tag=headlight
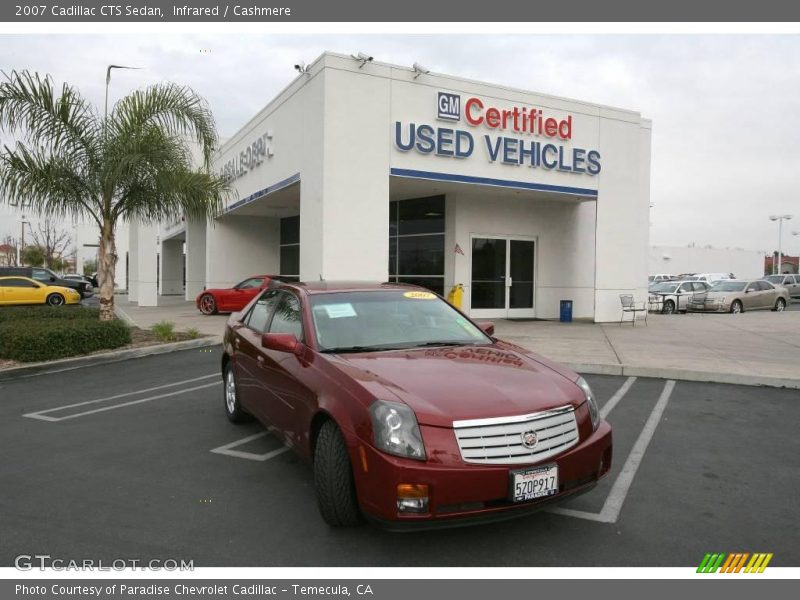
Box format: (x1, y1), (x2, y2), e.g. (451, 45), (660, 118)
(369, 400), (426, 460)
(576, 376), (599, 431)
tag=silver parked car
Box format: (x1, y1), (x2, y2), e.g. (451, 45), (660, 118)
(649, 280), (711, 314)
(763, 274), (800, 299)
(688, 279), (790, 314)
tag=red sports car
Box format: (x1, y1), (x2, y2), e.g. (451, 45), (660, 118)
(221, 281), (612, 529)
(196, 275), (286, 315)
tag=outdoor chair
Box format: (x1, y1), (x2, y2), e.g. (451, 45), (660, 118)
(619, 294), (648, 326)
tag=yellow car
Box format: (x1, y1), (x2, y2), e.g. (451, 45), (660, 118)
(0, 276), (82, 306)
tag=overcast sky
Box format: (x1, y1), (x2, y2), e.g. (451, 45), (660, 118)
(1, 34), (799, 256)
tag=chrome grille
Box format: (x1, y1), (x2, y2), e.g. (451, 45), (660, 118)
(452, 406), (579, 465)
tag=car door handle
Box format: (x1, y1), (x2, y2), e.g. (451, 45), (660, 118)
(257, 355), (265, 365)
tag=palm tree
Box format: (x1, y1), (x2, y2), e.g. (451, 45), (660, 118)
(0, 70), (228, 320)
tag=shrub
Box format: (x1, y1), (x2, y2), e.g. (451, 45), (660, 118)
(0, 305), (99, 323)
(151, 321), (176, 342)
(0, 319), (131, 362)
(185, 327), (200, 339)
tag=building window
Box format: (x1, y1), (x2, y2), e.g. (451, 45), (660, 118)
(388, 196), (445, 296)
(280, 215), (300, 282)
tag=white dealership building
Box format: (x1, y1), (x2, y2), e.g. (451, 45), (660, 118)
(128, 52), (652, 322)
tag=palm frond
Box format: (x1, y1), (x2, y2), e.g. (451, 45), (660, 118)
(115, 166), (227, 224)
(107, 82), (219, 169)
(0, 143), (102, 227)
(0, 70), (101, 165)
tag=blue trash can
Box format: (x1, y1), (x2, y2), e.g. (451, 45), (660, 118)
(559, 300), (573, 323)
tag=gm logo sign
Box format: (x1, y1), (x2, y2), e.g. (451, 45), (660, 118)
(438, 92), (460, 121)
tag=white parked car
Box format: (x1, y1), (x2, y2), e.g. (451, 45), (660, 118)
(648, 273), (676, 283)
(649, 280), (712, 314)
(693, 272), (733, 284)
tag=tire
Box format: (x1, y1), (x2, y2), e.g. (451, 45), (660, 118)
(731, 300), (743, 314)
(774, 298), (786, 312)
(223, 362), (252, 423)
(199, 294), (218, 315)
(46, 293), (65, 306)
(313, 420), (361, 527)
(663, 300), (675, 315)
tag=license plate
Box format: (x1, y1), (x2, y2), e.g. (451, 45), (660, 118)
(510, 464), (559, 502)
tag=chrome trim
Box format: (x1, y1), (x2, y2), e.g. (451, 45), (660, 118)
(452, 405), (575, 429)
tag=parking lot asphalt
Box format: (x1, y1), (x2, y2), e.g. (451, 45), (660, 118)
(1, 347), (798, 567)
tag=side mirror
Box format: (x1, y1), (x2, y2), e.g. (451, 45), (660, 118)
(50, 276), (56, 282)
(744, 289), (751, 293)
(478, 322), (495, 336)
(262, 332), (303, 356)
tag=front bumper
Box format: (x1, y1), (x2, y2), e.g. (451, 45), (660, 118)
(687, 298), (729, 312)
(346, 420), (612, 528)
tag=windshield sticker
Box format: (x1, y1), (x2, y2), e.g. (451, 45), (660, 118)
(324, 303), (357, 319)
(403, 291), (436, 299)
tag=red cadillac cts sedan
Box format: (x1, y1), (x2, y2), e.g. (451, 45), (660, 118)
(221, 282), (612, 529)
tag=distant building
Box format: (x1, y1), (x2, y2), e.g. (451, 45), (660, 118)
(764, 254), (799, 275)
(649, 245), (764, 279)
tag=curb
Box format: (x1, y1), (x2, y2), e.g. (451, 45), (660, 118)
(0, 336), (222, 381)
(561, 361), (800, 390)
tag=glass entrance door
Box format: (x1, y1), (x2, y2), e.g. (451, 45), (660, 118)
(470, 236), (535, 318)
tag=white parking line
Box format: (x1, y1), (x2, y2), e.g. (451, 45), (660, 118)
(210, 432), (291, 462)
(23, 374), (220, 422)
(549, 379), (676, 523)
(600, 376), (637, 420)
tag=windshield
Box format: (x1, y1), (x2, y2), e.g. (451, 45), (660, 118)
(711, 281), (746, 292)
(309, 290), (492, 352)
(765, 275), (784, 284)
(650, 283), (679, 293)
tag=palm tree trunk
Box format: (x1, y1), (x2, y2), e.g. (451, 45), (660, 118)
(98, 218), (117, 321)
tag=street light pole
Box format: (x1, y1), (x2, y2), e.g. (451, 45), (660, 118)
(18, 216), (29, 266)
(793, 231), (800, 274)
(769, 214), (793, 274)
(104, 65), (140, 125)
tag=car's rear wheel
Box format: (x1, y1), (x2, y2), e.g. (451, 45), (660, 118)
(223, 363), (252, 423)
(199, 294), (218, 315)
(774, 298), (786, 312)
(313, 420), (361, 527)
(731, 300), (743, 314)
(46, 293), (65, 306)
(663, 299), (675, 314)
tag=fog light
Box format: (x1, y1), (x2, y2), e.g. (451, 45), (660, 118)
(396, 483), (429, 514)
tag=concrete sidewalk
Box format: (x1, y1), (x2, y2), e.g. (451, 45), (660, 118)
(493, 309), (800, 387)
(115, 296), (800, 388)
(114, 295), (228, 340)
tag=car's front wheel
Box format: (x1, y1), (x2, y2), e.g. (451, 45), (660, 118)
(731, 300), (743, 314)
(223, 362), (252, 423)
(199, 294), (218, 315)
(774, 298), (787, 312)
(313, 420), (361, 527)
(663, 299), (675, 314)
(46, 293), (65, 306)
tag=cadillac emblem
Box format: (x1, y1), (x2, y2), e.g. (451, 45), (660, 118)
(521, 430), (538, 449)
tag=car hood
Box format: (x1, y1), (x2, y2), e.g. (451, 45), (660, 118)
(325, 342), (583, 427)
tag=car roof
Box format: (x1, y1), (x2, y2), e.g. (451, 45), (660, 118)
(278, 281), (427, 295)
(0, 275), (38, 283)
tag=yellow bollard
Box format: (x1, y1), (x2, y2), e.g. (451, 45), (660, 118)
(447, 284), (464, 309)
